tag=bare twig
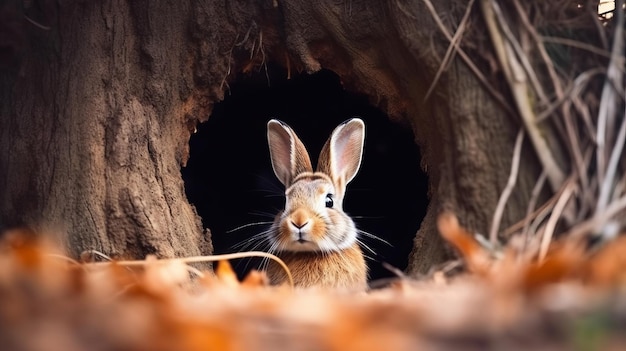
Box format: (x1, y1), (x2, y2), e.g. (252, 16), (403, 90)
(568, 195), (626, 241)
(186, 265), (206, 278)
(86, 251), (294, 288)
(528, 206), (553, 246)
(420, 0), (514, 114)
(613, 172), (626, 202)
(536, 68), (605, 122)
(596, 0), (626, 214)
(382, 262), (407, 278)
(541, 37), (620, 63)
(81, 249), (115, 262)
(512, 0), (565, 104)
(539, 179), (577, 261)
(597, 101), (626, 214)
(491, 3), (548, 105)
(575, 143), (599, 221)
(46, 254), (82, 266)
(481, 0), (566, 192)
(490, 129), (524, 244)
(562, 100), (588, 193)
(24, 15), (51, 31)
(424, 0), (475, 101)
(503, 179), (556, 238)
(521, 170), (548, 249)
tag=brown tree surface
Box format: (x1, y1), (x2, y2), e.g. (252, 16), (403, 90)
(1, 1), (550, 272)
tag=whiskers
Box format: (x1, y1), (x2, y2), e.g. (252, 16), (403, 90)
(230, 228), (273, 251)
(259, 240), (282, 273)
(354, 237), (377, 261)
(357, 228), (391, 246)
(226, 221), (274, 234)
(226, 219), (277, 274)
(355, 228), (391, 261)
(227, 209), (277, 251)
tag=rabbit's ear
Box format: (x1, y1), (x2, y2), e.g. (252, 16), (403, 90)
(267, 119), (313, 187)
(318, 118), (365, 191)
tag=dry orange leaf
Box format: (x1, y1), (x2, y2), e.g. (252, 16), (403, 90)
(215, 260), (240, 287)
(437, 211), (492, 275)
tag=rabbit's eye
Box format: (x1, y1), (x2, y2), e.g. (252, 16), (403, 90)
(325, 194), (334, 208)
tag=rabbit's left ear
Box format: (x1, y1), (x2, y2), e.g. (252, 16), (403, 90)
(318, 118), (365, 190)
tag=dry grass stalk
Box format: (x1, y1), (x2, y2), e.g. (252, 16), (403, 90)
(470, 0), (625, 254)
(419, 0), (513, 113)
(489, 129), (524, 244)
(481, 0), (567, 192)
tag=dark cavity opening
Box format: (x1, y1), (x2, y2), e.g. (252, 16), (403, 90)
(182, 65), (428, 283)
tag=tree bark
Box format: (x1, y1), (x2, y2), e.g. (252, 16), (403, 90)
(1, 0), (542, 274)
(0, 1), (212, 258)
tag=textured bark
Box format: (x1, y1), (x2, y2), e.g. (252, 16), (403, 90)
(1, 0), (541, 274)
(0, 1), (212, 258)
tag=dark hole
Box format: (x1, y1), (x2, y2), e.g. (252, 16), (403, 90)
(181, 65), (429, 283)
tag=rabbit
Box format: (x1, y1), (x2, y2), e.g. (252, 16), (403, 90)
(264, 118), (368, 290)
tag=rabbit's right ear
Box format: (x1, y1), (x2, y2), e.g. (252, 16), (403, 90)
(267, 119), (313, 187)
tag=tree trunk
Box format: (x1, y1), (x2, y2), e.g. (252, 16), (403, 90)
(0, 1), (213, 258)
(1, 1), (541, 274)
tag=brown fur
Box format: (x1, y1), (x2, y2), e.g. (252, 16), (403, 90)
(267, 243), (367, 290)
(266, 119), (367, 290)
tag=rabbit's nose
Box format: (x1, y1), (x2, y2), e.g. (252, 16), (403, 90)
(291, 221), (308, 229)
(290, 209), (311, 229)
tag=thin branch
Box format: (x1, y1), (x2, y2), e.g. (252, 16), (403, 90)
(539, 179), (577, 261)
(46, 254), (82, 266)
(186, 266), (205, 278)
(536, 68), (605, 122)
(85, 251), (294, 288)
(420, 0), (514, 115)
(612, 172), (626, 202)
(596, 0), (625, 214)
(574, 142), (599, 221)
(481, 0), (566, 192)
(491, 3), (548, 105)
(541, 37), (619, 62)
(562, 99), (588, 196)
(512, 0), (565, 104)
(568, 195), (626, 241)
(528, 206), (554, 246)
(522, 170), (548, 250)
(490, 129), (524, 244)
(597, 100), (626, 213)
(424, 0), (475, 101)
(23, 15), (51, 31)
(502, 170), (549, 237)
(81, 249), (115, 262)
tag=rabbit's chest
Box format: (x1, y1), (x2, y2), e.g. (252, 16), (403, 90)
(267, 246), (367, 290)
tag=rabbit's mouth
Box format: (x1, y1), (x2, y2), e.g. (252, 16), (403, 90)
(278, 237), (322, 252)
(296, 230), (314, 244)
(291, 237), (316, 247)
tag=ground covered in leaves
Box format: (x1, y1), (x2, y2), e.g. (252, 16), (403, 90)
(2, 213), (626, 351)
